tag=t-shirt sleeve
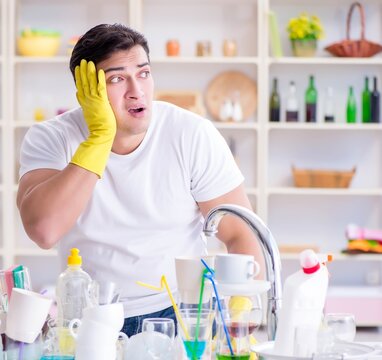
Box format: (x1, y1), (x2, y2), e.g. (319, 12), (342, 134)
(19, 123), (69, 180)
(190, 120), (244, 202)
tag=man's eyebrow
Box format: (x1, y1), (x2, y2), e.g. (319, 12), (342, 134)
(104, 62), (150, 74)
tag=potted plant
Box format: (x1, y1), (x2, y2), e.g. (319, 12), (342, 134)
(287, 13), (324, 57)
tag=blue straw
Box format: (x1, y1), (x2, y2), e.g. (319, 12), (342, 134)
(201, 259), (234, 356)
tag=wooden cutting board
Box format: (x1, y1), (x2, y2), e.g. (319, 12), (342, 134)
(205, 70), (257, 121)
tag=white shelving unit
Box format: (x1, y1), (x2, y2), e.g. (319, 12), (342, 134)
(2, 0), (382, 324)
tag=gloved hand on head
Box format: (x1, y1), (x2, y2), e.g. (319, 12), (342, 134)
(70, 59), (117, 177)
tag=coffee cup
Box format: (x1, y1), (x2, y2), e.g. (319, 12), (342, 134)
(69, 318), (127, 348)
(175, 256), (214, 303)
(6, 288), (52, 343)
(214, 254), (260, 284)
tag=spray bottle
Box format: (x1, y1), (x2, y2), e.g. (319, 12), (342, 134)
(273, 249), (330, 357)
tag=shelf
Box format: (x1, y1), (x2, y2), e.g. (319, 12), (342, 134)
(213, 122), (258, 130)
(268, 123), (382, 131)
(268, 188), (382, 196)
(152, 56), (259, 64)
(13, 56), (70, 64)
(268, 57), (382, 66)
(15, 248), (58, 257)
(281, 253), (382, 262)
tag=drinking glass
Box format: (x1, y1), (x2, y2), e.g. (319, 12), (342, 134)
(324, 313), (356, 342)
(178, 309), (214, 360)
(142, 318), (175, 360)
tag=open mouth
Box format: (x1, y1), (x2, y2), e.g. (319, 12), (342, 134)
(128, 107), (145, 114)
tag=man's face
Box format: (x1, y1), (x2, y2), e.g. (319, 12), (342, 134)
(96, 46), (154, 136)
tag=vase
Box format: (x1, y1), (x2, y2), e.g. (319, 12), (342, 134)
(291, 39), (317, 57)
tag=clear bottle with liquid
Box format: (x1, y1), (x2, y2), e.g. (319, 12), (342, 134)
(286, 81), (299, 122)
(324, 87), (335, 122)
(56, 248), (96, 326)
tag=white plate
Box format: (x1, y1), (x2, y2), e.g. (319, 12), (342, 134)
(251, 341), (378, 360)
(216, 280), (271, 296)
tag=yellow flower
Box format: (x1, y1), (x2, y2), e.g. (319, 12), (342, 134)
(287, 13), (324, 40)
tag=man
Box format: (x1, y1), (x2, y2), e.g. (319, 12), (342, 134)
(17, 23), (262, 336)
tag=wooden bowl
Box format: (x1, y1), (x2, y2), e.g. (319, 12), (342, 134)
(205, 70), (257, 121)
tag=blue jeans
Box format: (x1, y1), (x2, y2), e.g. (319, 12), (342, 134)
(121, 306), (177, 337)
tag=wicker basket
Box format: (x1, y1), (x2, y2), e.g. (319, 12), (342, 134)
(292, 166), (356, 188)
(325, 2), (382, 58)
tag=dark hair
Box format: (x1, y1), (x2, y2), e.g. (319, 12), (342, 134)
(69, 23), (150, 79)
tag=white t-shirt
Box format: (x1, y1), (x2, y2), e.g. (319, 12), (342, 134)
(19, 101), (244, 317)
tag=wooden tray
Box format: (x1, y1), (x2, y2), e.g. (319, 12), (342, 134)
(292, 166), (356, 188)
(205, 71), (257, 121)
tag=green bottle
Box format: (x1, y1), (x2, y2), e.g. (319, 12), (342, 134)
(305, 75), (317, 122)
(362, 77), (371, 123)
(346, 86), (357, 123)
(269, 78), (280, 122)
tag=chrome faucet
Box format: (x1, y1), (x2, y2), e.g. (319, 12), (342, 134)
(203, 204), (282, 340)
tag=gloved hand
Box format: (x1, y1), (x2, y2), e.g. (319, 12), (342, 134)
(70, 59), (116, 177)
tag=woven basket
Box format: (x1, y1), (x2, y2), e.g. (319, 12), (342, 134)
(292, 166), (356, 188)
(325, 2), (382, 58)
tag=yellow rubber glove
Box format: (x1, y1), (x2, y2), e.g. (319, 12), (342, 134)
(70, 59), (116, 177)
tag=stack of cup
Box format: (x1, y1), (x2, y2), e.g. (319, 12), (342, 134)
(69, 302), (127, 360)
(175, 256), (215, 308)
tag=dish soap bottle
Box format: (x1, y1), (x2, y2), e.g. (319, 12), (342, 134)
(56, 248), (97, 354)
(273, 249), (329, 357)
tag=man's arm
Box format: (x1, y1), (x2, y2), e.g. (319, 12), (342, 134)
(17, 165), (98, 249)
(197, 184), (265, 278)
(17, 60), (116, 249)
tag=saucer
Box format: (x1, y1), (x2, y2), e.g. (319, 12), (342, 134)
(216, 279), (271, 296)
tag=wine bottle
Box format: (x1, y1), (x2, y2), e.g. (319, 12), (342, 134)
(286, 81), (299, 122)
(371, 76), (380, 123)
(346, 86), (357, 123)
(305, 75), (317, 122)
(269, 78), (280, 122)
(324, 87), (335, 122)
(362, 77), (371, 123)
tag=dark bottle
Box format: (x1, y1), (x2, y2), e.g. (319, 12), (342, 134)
(371, 76), (380, 123)
(305, 75), (317, 122)
(269, 78), (280, 122)
(286, 81), (299, 122)
(346, 86), (357, 123)
(362, 77), (371, 123)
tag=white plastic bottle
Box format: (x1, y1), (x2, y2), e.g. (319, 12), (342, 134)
(273, 249), (329, 357)
(56, 248), (95, 327)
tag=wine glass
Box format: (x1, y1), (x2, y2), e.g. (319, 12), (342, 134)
(142, 318), (175, 360)
(324, 313), (356, 342)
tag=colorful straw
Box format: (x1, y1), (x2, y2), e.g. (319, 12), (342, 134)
(136, 275), (196, 358)
(193, 269), (208, 358)
(201, 259), (234, 356)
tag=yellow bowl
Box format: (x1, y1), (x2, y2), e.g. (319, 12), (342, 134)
(17, 36), (61, 57)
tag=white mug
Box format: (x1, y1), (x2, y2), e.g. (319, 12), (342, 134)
(69, 318), (127, 348)
(6, 288), (52, 343)
(175, 256), (214, 303)
(82, 302), (124, 330)
(214, 254), (260, 284)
